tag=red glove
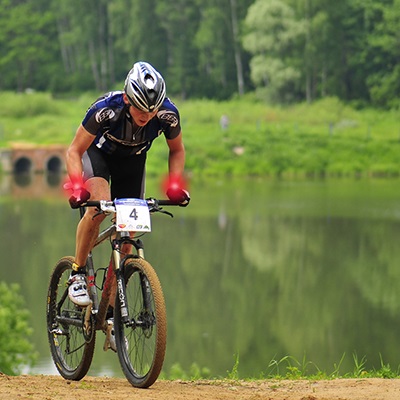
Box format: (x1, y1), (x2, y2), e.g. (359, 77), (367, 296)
(167, 187), (190, 206)
(63, 176), (91, 209)
(164, 174), (190, 206)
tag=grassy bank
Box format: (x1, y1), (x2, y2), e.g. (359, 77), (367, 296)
(0, 92), (398, 177)
(161, 353), (400, 381)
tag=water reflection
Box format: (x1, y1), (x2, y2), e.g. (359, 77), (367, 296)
(1, 174), (400, 378)
(1, 172), (63, 198)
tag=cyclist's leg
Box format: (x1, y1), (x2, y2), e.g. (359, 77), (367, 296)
(74, 145), (112, 267)
(74, 177), (110, 267)
(68, 176), (110, 306)
(68, 147), (111, 305)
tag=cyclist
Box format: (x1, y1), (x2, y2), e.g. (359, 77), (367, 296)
(64, 61), (189, 306)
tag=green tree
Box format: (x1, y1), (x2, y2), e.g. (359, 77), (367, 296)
(287, 0), (334, 102)
(315, 0), (371, 102)
(193, 0), (253, 98)
(194, 0), (235, 98)
(155, 1), (201, 98)
(0, 282), (36, 375)
(365, 0), (400, 107)
(122, 0), (167, 72)
(285, 0), (399, 106)
(0, 0), (398, 105)
(53, 0), (115, 92)
(0, 0), (59, 91)
(243, 0), (306, 102)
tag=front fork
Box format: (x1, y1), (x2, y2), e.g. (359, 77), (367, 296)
(113, 249), (129, 322)
(112, 233), (145, 324)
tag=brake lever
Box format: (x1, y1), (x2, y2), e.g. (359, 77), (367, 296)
(160, 209), (174, 218)
(92, 208), (104, 220)
(149, 205), (173, 218)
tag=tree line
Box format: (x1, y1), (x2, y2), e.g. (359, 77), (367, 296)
(0, 0), (398, 108)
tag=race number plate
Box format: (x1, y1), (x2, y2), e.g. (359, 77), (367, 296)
(115, 198), (151, 232)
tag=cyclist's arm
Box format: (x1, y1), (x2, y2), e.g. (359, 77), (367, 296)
(166, 131), (185, 176)
(66, 124), (96, 180)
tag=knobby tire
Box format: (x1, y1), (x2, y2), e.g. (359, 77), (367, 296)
(114, 258), (167, 388)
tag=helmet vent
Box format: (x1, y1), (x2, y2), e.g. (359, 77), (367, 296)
(144, 74), (156, 89)
(124, 61), (166, 112)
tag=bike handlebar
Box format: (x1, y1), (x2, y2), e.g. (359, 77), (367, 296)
(82, 197), (187, 213)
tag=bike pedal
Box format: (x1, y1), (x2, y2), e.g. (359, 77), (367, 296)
(50, 328), (64, 335)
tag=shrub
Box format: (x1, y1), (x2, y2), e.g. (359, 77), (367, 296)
(0, 282), (37, 374)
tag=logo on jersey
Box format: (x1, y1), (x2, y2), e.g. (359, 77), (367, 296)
(157, 110), (179, 127)
(95, 108), (115, 123)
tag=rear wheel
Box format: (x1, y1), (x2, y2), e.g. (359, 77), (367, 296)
(46, 256), (96, 380)
(114, 258), (167, 388)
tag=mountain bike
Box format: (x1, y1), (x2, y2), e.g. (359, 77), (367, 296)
(46, 197), (184, 388)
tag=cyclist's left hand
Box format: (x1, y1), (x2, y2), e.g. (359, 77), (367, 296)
(164, 173), (190, 206)
(166, 187), (190, 207)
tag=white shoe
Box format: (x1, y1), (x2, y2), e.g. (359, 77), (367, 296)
(68, 274), (91, 307)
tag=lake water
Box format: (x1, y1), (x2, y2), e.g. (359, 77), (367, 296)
(1, 174), (400, 378)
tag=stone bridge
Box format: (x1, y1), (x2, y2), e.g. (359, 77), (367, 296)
(0, 144), (67, 174)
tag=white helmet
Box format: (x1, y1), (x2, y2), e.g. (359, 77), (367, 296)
(124, 61), (166, 112)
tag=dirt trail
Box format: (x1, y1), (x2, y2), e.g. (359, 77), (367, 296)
(1, 374), (400, 400)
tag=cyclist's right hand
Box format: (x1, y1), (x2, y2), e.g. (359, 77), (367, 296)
(68, 188), (91, 208)
(63, 177), (91, 209)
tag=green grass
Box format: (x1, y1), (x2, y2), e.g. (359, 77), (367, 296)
(0, 91), (399, 177)
(261, 353), (400, 380)
(161, 353), (400, 382)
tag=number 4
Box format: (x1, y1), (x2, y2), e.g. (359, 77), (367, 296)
(130, 208), (138, 220)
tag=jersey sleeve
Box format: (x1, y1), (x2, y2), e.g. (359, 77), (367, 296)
(157, 99), (182, 140)
(82, 107), (116, 136)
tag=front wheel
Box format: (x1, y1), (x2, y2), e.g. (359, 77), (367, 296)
(46, 256), (96, 380)
(114, 258), (167, 388)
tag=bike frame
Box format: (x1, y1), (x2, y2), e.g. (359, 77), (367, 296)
(79, 208), (145, 333)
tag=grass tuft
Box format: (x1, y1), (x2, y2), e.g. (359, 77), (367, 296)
(161, 353), (400, 382)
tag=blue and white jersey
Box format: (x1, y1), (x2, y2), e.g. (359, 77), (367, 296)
(82, 91), (181, 157)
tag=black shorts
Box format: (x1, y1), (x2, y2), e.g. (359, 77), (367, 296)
(82, 143), (147, 199)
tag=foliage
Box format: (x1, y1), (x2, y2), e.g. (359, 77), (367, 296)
(242, 0), (306, 102)
(0, 0), (58, 92)
(0, 282), (37, 374)
(0, 92), (398, 176)
(161, 362), (212, 380)
(158, 352), (400, 380)
(260, 353), (400, 380)
(0, 0), (398, 107)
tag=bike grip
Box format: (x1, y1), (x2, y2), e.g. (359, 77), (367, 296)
(83, 200), (101, 208)
(157, 199), (181, 206)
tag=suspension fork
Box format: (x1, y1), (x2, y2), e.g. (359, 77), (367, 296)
(126, 239), (152, 311)
(113, 233), (130, 323)
(113, 236), (149, 323)
(133, 238), (145, 259)
(140, 271), (153, 312)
